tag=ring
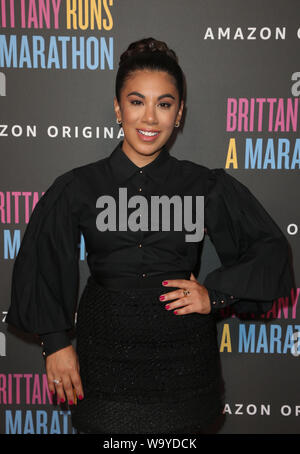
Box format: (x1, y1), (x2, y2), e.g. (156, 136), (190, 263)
(53, 378), (62, 385)
(183, 289), (191, 296)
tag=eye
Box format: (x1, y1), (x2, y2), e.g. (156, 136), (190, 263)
(159, 102), (171, 109)
(130, 100), (143, 105)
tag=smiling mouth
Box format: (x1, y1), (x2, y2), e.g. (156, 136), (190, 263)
(137, 129), (160, 137)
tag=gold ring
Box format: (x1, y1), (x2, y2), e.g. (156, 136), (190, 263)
(183, 289), (190, 297)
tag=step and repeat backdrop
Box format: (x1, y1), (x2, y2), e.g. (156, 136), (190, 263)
(0, 0), (299, 434)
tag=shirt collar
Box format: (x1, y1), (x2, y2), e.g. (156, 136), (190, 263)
(108, 140), (171, 185)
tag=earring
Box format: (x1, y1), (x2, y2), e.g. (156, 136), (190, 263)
(116, 119), (122, 125)
(175, 121), (180, 128)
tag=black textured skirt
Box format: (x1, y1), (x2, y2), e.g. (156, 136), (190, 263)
(71, 274), (225, 434)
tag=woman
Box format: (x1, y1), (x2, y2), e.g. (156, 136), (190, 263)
(6, 37), (294, 434)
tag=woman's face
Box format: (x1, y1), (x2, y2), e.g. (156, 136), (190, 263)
(114, 69), (184, 162)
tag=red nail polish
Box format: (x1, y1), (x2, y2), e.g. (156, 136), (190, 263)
(159, 295), (165, 300)
(174, 310), (177, 315)
(162, 281), (168, 285)
(78, 395), (84, 400)
(69, 400), (74, 405)
(165, 304), (170, 309)
(60, 398), (65, 403)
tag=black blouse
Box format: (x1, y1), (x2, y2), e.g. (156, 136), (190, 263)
(6, 140), (294, 357)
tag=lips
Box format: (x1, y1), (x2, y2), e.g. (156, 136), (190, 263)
(136, 129), (161, 141)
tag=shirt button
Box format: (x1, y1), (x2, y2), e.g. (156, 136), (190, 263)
(142, 273), (147, 278)
(138, 244), (142, 248)
(138, 188), (142, 192)
(212, 301), (216, 305)
(139, 170), (143, 174)
(230, 295), (234, 299)
(221, 300), (224, 304)
(42, 351), (46, 357)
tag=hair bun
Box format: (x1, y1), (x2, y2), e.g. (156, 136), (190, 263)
(119, 37), (178, 66)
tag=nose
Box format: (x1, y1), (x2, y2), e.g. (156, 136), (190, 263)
(142, 103), (158, 124)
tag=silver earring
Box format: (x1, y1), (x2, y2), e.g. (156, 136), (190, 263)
(116, 119), (122, 125)
(175, 121), (180, 128)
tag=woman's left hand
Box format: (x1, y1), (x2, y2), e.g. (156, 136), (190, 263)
(159, 272), (212, 315)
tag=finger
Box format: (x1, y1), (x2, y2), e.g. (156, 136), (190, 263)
(46, 373), (56, 397)
(189, 272), (197, 281)
(47, 372), (64, 403)
(70, 370), (84, 401)
(159, 289), (186, 302)
(165, 297), (191, 311)
(173, 302), (194, 315)
(162, 279), (191, 289)
(62, 375), (76, 405)
(54, 379), (66, 404)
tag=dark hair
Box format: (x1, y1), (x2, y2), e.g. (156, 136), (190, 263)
(115, 37), (185, 104)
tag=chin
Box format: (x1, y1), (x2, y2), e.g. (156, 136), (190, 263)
(129, 139), (164, 152)
(138, 143), (166, 155)
(124, 130), (170, 154)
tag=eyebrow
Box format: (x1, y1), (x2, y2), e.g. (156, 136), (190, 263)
(127, 91), (175, 100)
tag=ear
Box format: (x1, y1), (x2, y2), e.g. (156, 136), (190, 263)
(114, 96), (121, 122)
(176, 99), (184, 124)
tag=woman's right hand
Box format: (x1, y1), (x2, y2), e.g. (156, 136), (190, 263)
(45, 345), (84, 405)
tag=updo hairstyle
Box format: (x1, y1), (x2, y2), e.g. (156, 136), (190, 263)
(115, 37), (185, 104)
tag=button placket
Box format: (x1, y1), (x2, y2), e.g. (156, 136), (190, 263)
(135, 169), (146, 278)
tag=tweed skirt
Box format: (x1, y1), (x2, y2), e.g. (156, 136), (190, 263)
(70, 274), (224, 434)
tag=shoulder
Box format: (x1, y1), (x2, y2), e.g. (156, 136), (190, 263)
(34, 159), (107, 216)
(169, 155), (227, 189)
(170, 154), (211, 177)
(50, 156), (109, 192)
(171, 156), (243, 196)
(71, 156), (109, 179)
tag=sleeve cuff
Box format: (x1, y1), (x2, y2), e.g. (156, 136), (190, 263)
(206, 287), (240, 313)
(38, 331), (72, 358)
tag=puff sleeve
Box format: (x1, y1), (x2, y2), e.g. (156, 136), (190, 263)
(6, 170), (81, 352)
(203, 168), (294, 314)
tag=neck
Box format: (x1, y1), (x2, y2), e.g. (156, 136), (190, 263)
(121, 142), (163, 168)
